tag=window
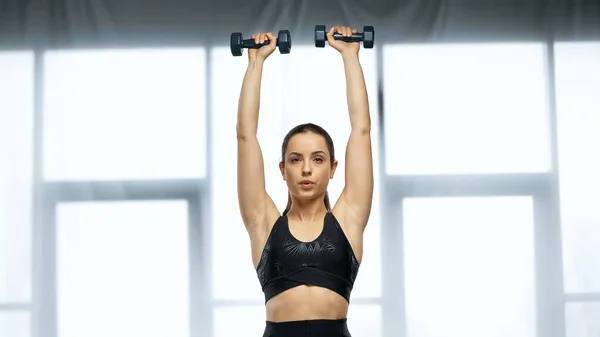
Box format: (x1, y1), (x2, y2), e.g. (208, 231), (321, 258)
(565, 303), (600, 337)
(402, 196), (537, 337)
(210, 44), (382, 331)
(0, 51), (34, 303)
(43, 48), (207, 181)
(0, 312), (30, 337)
(56, 201), (190, 337)
(347, 304), (382, 337)
(213, 306), (265, 337)
(383, 43), (550, 175)
(554, 42), (600, 294)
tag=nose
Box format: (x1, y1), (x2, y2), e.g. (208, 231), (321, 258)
(302, 162), (311, 175)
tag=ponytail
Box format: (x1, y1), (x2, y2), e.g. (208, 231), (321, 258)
(282, 191), (331, 216)
(283, 192), (292, 216)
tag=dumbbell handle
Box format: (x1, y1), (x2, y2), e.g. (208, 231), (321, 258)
(242, 38), (280, 49)
(332, 32), (364, 42)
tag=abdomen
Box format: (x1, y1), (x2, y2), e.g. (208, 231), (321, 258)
(265, 285), (349, 322)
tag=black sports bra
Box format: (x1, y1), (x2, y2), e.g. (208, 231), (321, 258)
(255, 212), (360, 304)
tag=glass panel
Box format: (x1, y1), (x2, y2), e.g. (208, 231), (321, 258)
(383, 43), (550, 174)
(565, 302), (600, 337)
(43, 48), (207, 181)
(56, 201), (189, 337)
(554, 42), (600, 293)
(210, 46), (381, 299)
(0, 51), (34, 302)
(403, 196), (537, 337)
(347, 304), (382, 337)
(0, 312), (30, 337)
(213, 306), (265, 337)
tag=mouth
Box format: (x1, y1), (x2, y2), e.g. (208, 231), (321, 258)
(299, 180), (314, 188)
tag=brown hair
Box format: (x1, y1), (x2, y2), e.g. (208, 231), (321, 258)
(280, 123), (335, 216)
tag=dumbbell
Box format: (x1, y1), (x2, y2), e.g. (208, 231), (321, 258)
(314, 25), (375, 49)
(230, 30), (292, 56)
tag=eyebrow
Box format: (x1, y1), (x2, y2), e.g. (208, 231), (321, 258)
(288, 151), (327, 157)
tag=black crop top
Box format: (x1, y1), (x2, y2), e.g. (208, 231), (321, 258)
(255, 212), (360, 304)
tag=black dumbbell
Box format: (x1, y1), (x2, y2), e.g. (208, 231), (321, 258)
(314, 25), (375, 49)
(230, 30), (292, 57)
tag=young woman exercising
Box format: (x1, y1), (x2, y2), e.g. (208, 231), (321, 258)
(236, 25), (374, 337)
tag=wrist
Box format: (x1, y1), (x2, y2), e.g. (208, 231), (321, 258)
(247, 57), (265, 69)
(341, 51), (359, 63)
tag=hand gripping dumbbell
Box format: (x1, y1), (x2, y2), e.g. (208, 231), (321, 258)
(230, 30), (292, 56)
(314, 25), (375, 49)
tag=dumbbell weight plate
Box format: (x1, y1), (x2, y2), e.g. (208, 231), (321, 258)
(277, 30), (292, 54)
(314, 25), (327, 48)
(230, 32), (244, 56)
(363, 26), (375, 49)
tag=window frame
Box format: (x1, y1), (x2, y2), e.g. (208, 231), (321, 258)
(17, 37), (597, 337)
(376, 41), (567, 337)
(30, 48), (214, 337)
(0, 49), (35, 337)
(551, 41), (600, 332)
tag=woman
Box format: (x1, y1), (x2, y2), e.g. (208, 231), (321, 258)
(236, 26), (373, 337)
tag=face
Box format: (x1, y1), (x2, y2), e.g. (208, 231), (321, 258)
(280, 132), (338, 200)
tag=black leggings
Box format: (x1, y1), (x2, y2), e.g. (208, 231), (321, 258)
(262, 319), (351, 337)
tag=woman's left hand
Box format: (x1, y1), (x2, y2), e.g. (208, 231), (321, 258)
(326, 26), (360, 57)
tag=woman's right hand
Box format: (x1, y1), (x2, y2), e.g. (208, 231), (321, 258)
(248, 32), (277, 62)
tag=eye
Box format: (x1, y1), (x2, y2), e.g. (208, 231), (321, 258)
(291, 158), (300, 163)
(314, 157), (323, 162)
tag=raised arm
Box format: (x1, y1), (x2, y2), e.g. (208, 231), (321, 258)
(329, 26), (374, 232)
(237, 32), (280, 232)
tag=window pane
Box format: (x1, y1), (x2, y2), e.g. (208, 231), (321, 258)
(565, 302), (600, 337)
(383, 43), (550, 174)
(0, 51), (33, 303)
(347, 304), (382, 337)
(56, 201), (190, 337)
(403, 196), (536, 337)
(210, 46), (381, 299)
(213, 306), (265, 337)
(0, 312), (30, 337)
(43, 48), (207, 181)
(554, 42), (600, 293)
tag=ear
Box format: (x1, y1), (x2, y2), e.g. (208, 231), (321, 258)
(279, 161), (286, 180)
(330, 160), (338, 179)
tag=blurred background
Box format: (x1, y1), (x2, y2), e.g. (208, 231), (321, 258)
(1, 1), (599, 337)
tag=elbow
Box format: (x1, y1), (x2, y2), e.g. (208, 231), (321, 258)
(236, 123), (250, 141)
(352, 125), (371, 135)
(236, 121), (258, 141)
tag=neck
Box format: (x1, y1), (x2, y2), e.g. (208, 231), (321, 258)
(286, 195), (328, 222)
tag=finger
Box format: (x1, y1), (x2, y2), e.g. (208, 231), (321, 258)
(346, 26), (352, 37)
(254, 33), (260, 45)
(267, 32), (276, 46)
(326, 26), (335, 37)
(326, 27), (336, 44)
